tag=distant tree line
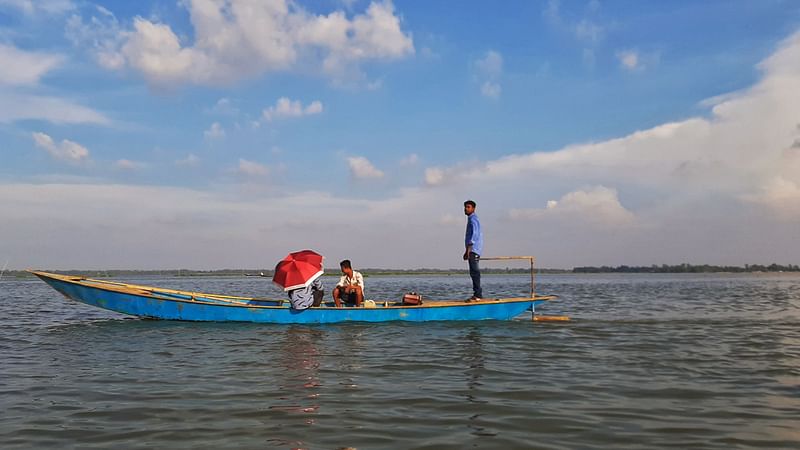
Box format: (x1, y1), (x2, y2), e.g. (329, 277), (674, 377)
(572, 263), (800, 273)
(5, 264), (799, 279)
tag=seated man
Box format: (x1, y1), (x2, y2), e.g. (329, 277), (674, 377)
(287, 276), (324, 310)
(333, 259), (364, 307)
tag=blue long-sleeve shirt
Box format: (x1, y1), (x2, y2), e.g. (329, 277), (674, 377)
(465, 213), (483, 256)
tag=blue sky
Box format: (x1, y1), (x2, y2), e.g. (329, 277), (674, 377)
(2, 0), (800, 270)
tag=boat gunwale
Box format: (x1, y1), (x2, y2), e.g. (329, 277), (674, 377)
(29, 270), (557, 310)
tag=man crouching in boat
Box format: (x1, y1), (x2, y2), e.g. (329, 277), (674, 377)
(333, 259), (364, 307)
(287, 277), (324, 310)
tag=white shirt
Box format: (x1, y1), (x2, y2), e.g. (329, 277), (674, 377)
(336, 270), (364, 292)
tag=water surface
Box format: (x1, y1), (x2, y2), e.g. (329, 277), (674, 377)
(1, 273), (799, 449)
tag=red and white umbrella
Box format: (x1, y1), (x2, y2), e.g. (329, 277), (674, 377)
(272, 249), (324, 291)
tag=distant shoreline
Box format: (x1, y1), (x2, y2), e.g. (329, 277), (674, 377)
(5, 263), (799, 278)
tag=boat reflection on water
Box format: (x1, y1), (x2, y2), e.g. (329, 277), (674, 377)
(270, 326), (324, 423)
(460, 328), (498, 438)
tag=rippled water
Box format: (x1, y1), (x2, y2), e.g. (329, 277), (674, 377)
(2, 273), (799, 449)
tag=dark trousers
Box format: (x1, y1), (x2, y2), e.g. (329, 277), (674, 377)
(312, 289), (324, 307)
(468, 252), (482, 298)
(334, 286), (358, 305)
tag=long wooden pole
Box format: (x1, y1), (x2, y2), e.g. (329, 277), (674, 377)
(480, 256), (535, 299)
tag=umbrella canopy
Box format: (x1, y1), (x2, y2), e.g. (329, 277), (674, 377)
(272, 249), (324, 291)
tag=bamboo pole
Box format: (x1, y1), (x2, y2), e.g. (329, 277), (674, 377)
(479, 256), (536, 299)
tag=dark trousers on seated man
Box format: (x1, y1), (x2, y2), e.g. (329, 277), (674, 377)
(334, 286), (360, 306)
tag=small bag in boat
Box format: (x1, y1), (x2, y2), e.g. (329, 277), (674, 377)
(402, 292), (423, 305)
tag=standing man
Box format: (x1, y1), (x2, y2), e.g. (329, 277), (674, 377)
(463, 200), (483, 301)
(333, 259), (365, 307)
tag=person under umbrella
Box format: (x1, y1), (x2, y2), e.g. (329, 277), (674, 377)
(273, 250), (325, 310)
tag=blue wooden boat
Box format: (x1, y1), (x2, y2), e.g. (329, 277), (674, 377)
(30, 270), (561, 324)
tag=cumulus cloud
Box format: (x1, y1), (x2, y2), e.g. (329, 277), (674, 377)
(742, 177), (800, 219)
(424, 167), (444, 186)
(204, 122), (225, 139)
(0, 182), (469, 269)
(6, 30), (800, 270)
(0, 0), (74, 16)
(543, 0), (606, 68)
(114, 159), (146, 170)
(31, 132), (90, 163)
(206, 97), (239, 116)
(475, 50), (503, 98)
(0, 92), (110, 125)
(480, 81), (501, 99)
(65, 5), (126, 70)
(574, 19), (604, 44)
(262, 97), (323, 121)
(509, 186), (636, 227)
(475, 50), (503, 78)
(405, 30), (800, 266)
(347, 156), (384, 179)
(0, 43), (64, 86)
(69, 0), (414, 88)
(542, 0), (561, 25)
(617, 50), (639, 70)
(235, 159), (268, 177)
(424, 160), (486, 186)
(176, 154), (200, 167)
(400, 153), (419, 166)
(431, 31), (800, 212)
(0, 43), (109, 125)
(616, 49), (659, 71)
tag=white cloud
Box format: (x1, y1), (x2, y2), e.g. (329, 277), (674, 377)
(481, 81), (501, 99)
(176, 154), (200, 167)
(366, 79), (384, 90)
(0, 0), (74, 16)
(475, 50), (503, 78)
(71, 0), (414, 88)
(582, 48), (596, 68)
(0, 43), (64, 86)
(424, 167), (444, 186)
(474, 50), (503, 99)
(424, 160), (486, 186)
(207, 97), (239, 116)
(114, 159), (146, 170)
(0, 91), (110, 125)
(409, 30), (800, 265)
(574, 19), (603, 43)
(616, 49), (658, 71)
(236, 159), (268, 177)
(347, 156), (384, 179)
(544, 0), (607, 68)
(262, 97), (324, 121)
(742, 177), (800, 219)
(31, 132), (90, 163)
(400, 153), (419, 166)
(0, 183), (467, 269)
(0, 43), (109, 125)
(543, 0), (561, 25)
(6, 30), (800, 270)
(65, 6), (126, 70)
(617, 50), (639, 70)
(204, 122), (225, 139)
(438, 213), (462, 226)
(510, 186), (636, 227)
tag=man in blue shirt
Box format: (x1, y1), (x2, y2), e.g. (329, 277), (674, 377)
(463, 200), (483, 301)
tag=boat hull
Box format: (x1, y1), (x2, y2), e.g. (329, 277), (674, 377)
(33, 271), (553, 324)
